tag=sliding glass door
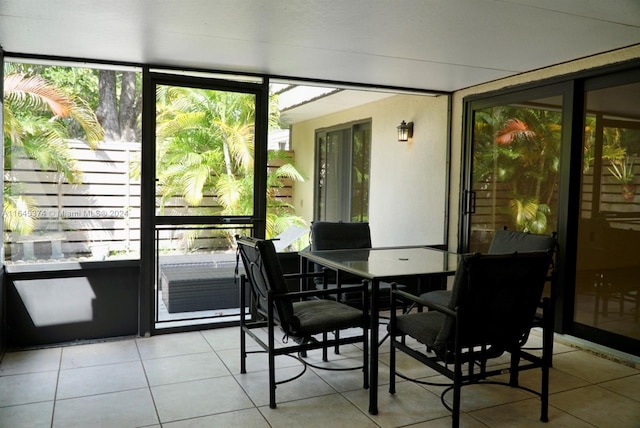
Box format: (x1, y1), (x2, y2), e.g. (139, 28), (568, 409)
(315, 121), (371, 222)
(463, 90), (564, 252)
(576, 77), (640, 342)
(462, 68), (640, 355)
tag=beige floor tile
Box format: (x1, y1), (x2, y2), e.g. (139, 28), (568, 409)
(163, 408), (270, 428)
(152, 376), (254, 423)
(470, 398), (591, 427)
(0, 401), (53, 428)
(446, 382), (536, 413)
(53, 388), (158, 428)
(60, 339), (139, 369)
(0, 348), (61, 375)
(57, 361), (148, 399)
(137, 331), (213, 360)
(309, 358), (372, 392)
(201, 326), (245, 351)
(412, 414), (491, 427)
(553, 350), (638, 383)
(493, 366), (589, 395)
(0, 371), (58, 407)
(0, 325), (636, 428)
(143, 351), (231, 386)
(599, 373), (640, 401)
(551, 384), (640, 428)
(234, 365), (336, 407)
(259, 394), (378, 428)
(343, 382), (451, 428)
(216, 346), (306, 374)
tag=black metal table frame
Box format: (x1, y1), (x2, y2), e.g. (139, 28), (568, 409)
(299, 245), (457, 415)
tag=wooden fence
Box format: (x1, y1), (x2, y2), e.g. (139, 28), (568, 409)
(471, 157), (640, 243)
(4, 141), (295, 261)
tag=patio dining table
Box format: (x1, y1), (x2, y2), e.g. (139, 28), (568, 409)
(299, 245), (459, 415)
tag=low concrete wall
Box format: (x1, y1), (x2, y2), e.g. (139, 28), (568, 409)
(5, 260), (139, 347)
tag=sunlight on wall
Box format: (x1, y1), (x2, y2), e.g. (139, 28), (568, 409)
(14, 278), (96, 326)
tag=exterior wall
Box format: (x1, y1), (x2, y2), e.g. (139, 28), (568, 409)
(291, 93), (450, 247)
(448, 44), (640, 251)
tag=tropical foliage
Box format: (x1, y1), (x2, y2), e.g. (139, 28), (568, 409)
(152, 85), (305, 241)
(473, 106), (561, 233)
(3, 65), (104, 234)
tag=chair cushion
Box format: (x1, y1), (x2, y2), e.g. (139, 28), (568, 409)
(389, 311), (445, 348)
(418, 289), (450, 308)
(291, 299), (364, 336)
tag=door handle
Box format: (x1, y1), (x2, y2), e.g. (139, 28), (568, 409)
(465, 190), (476, 214)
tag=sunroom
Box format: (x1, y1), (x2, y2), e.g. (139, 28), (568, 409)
(1, 1), (639, 363)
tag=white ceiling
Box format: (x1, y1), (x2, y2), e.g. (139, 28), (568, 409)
(1, 0), (639, 93)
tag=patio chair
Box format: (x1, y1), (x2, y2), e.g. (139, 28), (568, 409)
(236, 235), (369, 409)
(418, 229), (557, 355)
(388, 251), (554, 427)
(309, 221), (407, 308)
(418, 228), (557, 308)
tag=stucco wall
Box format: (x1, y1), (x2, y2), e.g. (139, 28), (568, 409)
(290, 93), (450, 247)
(447, 44), (640, 251)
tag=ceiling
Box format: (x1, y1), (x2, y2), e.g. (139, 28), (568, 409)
(2, 0), (640, 94)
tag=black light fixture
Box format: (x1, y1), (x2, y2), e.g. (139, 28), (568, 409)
(397, 120), (414, 142)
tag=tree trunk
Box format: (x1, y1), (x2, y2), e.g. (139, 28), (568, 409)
(96, 70), (120, 141)
(119, 71), (138, 141)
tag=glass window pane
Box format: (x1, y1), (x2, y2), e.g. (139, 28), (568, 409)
(576, 81), (640, 340)
(351, 123), (370, 222)
(4, 62), (142, 263)
(469, 97), (563, 252)
(155, 85), (256, 218)
(315, 123), (370, 222)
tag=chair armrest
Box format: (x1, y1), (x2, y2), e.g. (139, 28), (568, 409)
(283, 271), (325, 280)
(391, 287), (456, 317)
(275, 282), (368, 301)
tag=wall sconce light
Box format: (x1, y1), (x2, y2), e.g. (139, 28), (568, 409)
(397, 120), (414, 142)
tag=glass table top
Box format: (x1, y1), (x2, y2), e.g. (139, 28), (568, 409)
(301, 246), (459, 279)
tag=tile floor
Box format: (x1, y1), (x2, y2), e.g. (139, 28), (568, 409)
(0, 327), (639, 428)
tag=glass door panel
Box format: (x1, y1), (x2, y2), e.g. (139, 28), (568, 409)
(152, 81), (258, 329)
(315, 121), (371, 222)
(467, 96), (563, 252)
(576, 81), (640, 340)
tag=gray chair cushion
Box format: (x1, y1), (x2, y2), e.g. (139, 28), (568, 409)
(291, 299), (364, 336)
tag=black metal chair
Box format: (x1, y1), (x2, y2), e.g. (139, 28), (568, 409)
(418, 229), (557, 308)
(418, 229), (558, 355)
(309, 221), (406, 308)
(388, 251), (553, 428)
(236, 235), (369, 409)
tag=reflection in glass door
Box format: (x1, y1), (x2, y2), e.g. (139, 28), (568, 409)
(152, 79), (259, 330)
(466, 95), (563, 251)
(315, 121), (371, 222)
(576, 80), (640, 341)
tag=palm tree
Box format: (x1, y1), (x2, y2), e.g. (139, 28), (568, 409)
(4, 69), (104, 234)
(154, 86), (305, 241)
(473, 106), (562, 233)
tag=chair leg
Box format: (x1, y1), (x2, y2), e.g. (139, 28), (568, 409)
(388, 337), (396, 394)
(509, 347), (520, 387)
(267, 305), (277, 408)
(240, 276), (247, 374)
(240, 327), (247, 374)
(363, 325), (369, 390)
(541, 357), (549, 422)
(322, 332), (328, 362)
(452, 367), (462, 428)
